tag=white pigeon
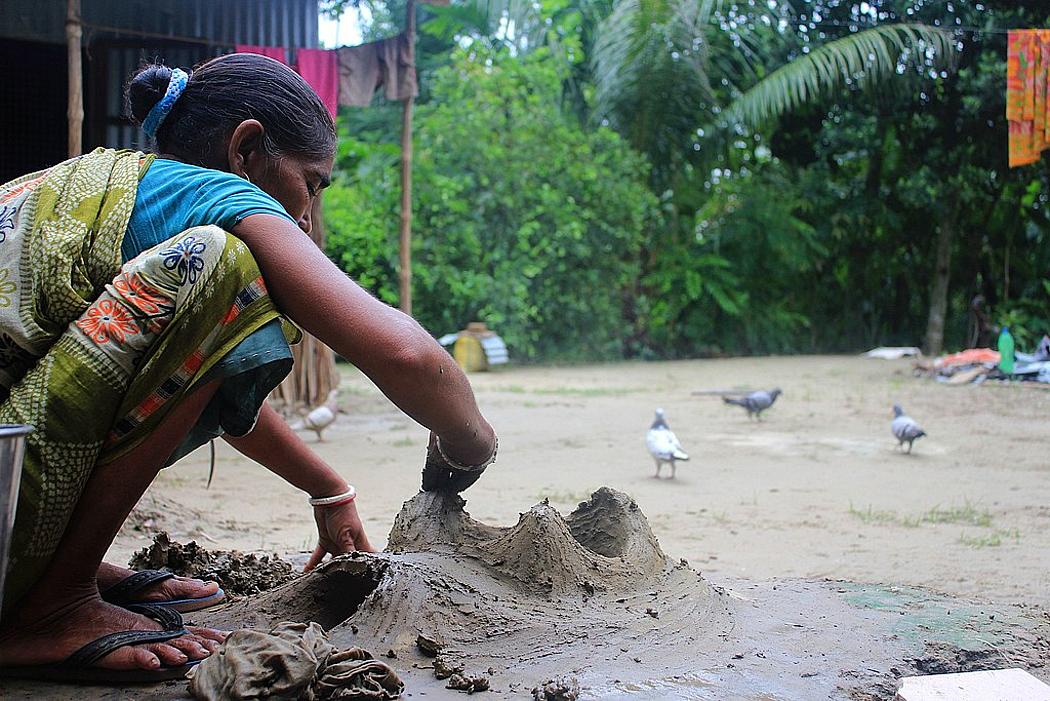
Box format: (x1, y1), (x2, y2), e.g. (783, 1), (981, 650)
(891, 404), (926, 454)
(290, 390), (339, 441)
(645, 408), (689, 479)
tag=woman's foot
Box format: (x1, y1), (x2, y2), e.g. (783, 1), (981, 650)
(0, 594), (225, 671)
(96, 562), (220, 604)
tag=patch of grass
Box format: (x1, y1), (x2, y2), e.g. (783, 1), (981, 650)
(959, 528), (1021, 548)
(390, 436), (416, 448)
(848, 500), (996, 530)
(491, 385), (527, 394)
(531, 386), (644, 397)
(921, 502), (994, 528)
(848, 502), (903, 526)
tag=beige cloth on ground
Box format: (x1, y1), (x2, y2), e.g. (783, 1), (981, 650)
(188, 622), (404, 700)
(337, 34), (417, 107)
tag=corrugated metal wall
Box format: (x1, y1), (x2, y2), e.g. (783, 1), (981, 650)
(0, 0), (318, 48)
(0, 0), (319, 157)
(98, 44), (226, 151)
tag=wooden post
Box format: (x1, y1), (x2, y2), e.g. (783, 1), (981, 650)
(271, 196), (341, 413)
(66, 0), (83, 158)
(398, 0), (416, 315)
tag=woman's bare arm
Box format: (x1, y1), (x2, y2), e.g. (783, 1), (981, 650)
(232, 214), (495, 464)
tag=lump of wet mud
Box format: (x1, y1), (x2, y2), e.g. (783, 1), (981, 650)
(909, 642), (1003, 675)
(433, 654), (464, 680)
(532, 676), (580, 701)
(446, 673), (489, 693)
(128, 531), (298, 597)
(415, 632), (443, 657)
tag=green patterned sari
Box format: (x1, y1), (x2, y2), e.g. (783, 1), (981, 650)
(0, 149), (297, 609)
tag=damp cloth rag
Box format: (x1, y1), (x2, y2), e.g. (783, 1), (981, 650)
(187, 621), (404, 700)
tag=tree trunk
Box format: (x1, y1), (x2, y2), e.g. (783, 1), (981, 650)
(923, 215), (956, 357)
(271, 196), (340, 413)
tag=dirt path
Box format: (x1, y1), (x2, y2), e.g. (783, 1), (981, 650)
(110, 355), (1050, 609)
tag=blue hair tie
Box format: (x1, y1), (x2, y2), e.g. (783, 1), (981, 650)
(142, 68), (189, 138)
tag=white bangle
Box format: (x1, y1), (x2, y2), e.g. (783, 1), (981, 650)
(435, 435), (498, 473)
(308, 485), (357, 507)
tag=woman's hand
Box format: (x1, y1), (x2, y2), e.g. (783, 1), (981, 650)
(421, 430), (497, 493)
(304, 499), (374, 571)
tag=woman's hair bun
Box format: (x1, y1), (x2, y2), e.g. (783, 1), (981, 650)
(126, 64), (174, 125)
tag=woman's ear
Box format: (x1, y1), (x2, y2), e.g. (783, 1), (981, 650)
(227, 119), (267, 179)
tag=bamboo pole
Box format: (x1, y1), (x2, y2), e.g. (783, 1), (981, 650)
(66, 0), (83, 158)
(398, 0), (416, 315)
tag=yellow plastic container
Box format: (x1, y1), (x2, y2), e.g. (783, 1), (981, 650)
(453, 335), (488, 372)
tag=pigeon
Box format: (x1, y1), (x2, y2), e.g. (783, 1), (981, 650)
(723, 388), (782, 420)
(645, 408), (689, 479)
(891, 404), (926, 454)
(290, 390), (339, 441)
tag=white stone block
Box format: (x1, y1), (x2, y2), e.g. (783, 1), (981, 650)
(897, 668), (1050, 701)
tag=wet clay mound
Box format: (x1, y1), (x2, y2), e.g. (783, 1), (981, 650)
(207, 488), (732, 693)
(388, 487), (674, 594)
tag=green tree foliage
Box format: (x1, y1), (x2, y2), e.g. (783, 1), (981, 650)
(322, 0), (1050, 360)
(326, 48), (656, 360)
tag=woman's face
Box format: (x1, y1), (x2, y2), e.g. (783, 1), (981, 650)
(249, 153), (333, 236)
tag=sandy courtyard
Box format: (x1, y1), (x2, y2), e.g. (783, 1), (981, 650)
(111, 354), (1050, 610)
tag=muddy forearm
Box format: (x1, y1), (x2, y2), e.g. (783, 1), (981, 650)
(232, 215), (495, 462)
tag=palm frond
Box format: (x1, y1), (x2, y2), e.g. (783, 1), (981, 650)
(592, 0), (721, 121)
(722, 24), (957, 129)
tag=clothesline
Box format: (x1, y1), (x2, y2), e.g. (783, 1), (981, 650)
(780, 20), (1022, 35)
(237, 38), (417, 118)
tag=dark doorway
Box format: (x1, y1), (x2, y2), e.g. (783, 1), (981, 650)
(0, 39), (69, 183)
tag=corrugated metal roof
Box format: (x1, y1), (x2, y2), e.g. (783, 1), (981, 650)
(0, 0), (318, 48)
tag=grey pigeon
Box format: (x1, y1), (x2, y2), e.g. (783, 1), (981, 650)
(645, 408), (689, 479)
(723, 388), (782, 420)
(891, 404), (926, 454)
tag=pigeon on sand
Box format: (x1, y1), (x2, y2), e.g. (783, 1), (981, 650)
(645, 408), (689, 479)
(290, 390), (339, 441)
(723, 388), (782, 420)
(891, 404), (926, 454)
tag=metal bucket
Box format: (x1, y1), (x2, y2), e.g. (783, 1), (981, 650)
(0, 423), (32, 611)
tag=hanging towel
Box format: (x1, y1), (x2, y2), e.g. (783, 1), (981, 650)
(1008, 29), (1047, 168)
(379, 33), (418, 102)
(337, 42), (381, 107)
(296, 49), (339, 118)
(1034, 31), (1048, 156)
(235, 45), (288, 65)
(337, 34), (418, 108)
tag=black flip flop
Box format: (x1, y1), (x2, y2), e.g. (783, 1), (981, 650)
(0, 603), (200, 684)
(101, 569), (226, 613)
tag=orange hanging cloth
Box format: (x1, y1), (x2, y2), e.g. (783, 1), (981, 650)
(1008, 29), (1048, 167)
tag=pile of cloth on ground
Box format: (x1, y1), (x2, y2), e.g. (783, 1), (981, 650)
(188, 622), (404, 700)
(910, 336), (1050, 385)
